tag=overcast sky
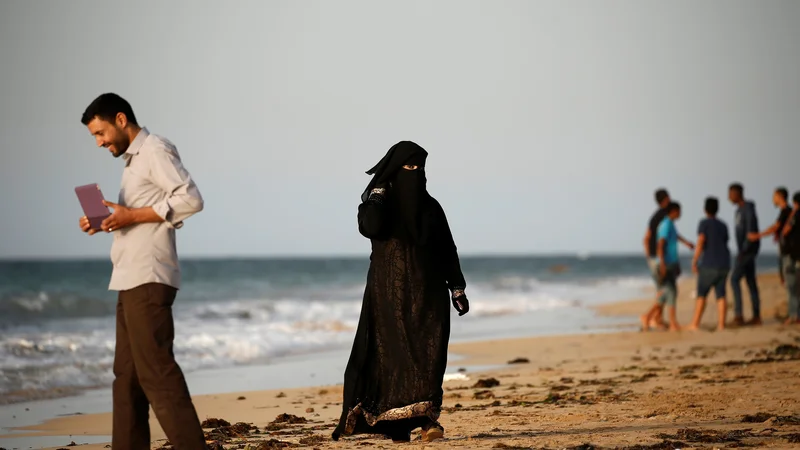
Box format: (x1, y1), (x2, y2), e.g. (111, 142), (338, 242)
(1, 0), (798, 258)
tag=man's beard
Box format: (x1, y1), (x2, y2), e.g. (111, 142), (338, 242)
(111, 134), (131, 158)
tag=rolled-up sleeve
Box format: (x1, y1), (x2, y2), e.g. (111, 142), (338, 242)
(148, 146), (204, 229)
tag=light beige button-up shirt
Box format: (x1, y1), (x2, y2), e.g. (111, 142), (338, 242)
(109, 127), (204, 291)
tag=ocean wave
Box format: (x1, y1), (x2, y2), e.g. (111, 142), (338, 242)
(0, 274), (650, 402)
(0, 291), (115, 323)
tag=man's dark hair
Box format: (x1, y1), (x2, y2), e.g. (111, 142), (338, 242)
(666, 201), (681, 214)
(704, 197), (719, 216)
(776, 187), (788, 200)
(81, 93), (137, 126)
(654, 188), (669, 204)
(794, 191), (800, 205)
(729, 183), (744, 196)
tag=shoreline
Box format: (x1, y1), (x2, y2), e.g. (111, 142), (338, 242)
(3, 271), (798, 449)
(0, 289), (642, 407)
(0, 310), (635, 406)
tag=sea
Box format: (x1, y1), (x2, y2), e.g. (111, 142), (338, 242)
(0, 254), (779, 405)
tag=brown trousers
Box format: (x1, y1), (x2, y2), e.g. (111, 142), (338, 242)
(112, 283), (206, 450)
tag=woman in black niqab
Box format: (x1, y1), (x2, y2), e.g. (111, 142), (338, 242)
(333, 141), (470, 443)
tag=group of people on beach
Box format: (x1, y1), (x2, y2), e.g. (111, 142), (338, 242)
(641, 186), (800, 332)
(77, 93), (468, 448)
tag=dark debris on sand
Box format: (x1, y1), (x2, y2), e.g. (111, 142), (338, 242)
(541, 387), (633, 406)
(741, 412), (800, 425)
(492, 443), (534, 449)
(507, 357), (530, 364)
(195, 414), (324, 448)
(474, 389), (496, 399)
(204, 422), (260, 440)
(773, 343), (800, 357)
(722, 343), (800, 366)
(201, 418), (232, 428)
(252, 439), (297, 449)
(741, 412), (774, 423)
(617, 441), (686, 450)
(265, 413), (311, 432)
(556, 442), (686, 450)
(578, 377), (623, 387)
(656, 428), (756, 444)
(298, 434), (327, 445)
(272, 413), (308, 424)
(474, 377), (501, 388)
(784, 433), (800, 443)
(630, 373), (658, 383)
(549, 384), (571, 392)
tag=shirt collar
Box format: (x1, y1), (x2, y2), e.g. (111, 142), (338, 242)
(123, 127), (150, 160)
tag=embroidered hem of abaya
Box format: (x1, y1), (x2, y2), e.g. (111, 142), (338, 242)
(342, 401), (440, 435)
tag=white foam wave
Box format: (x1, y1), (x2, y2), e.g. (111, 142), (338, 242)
(0, 274), (650, 400)
(443, 373), (469, 382)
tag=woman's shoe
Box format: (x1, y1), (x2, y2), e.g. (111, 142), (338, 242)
(422, 423), (444, 442)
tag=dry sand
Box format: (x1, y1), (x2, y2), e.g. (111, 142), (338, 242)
(4, 272), (800, 449)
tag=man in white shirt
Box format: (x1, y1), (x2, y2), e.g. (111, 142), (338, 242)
(78, 93), (207, 449)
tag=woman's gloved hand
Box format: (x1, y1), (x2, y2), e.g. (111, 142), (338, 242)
(452, 290), (469, 316)
(368, 183), (388, 203)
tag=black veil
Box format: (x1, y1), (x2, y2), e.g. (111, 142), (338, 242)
(361, 141), (428, 202)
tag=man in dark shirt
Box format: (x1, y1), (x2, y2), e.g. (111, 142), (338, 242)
(748, 187), (793, 324)
(642, 189), (695, 328)
(728, 183), (761, 326)
(781, 192), (800, 324)
(688, 197), (731, 331)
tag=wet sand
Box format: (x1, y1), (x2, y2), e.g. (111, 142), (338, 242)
(4, 272), (800, 449)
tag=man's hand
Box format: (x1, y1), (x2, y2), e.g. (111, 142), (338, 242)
(659, 262), (667, 278)
(747, 232), (760, 242)
(79, 216), (98, 236)
(691, 260), (698, 274)
(100, 201), (135, 232)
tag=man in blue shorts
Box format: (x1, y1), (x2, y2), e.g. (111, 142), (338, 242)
(642, 189), (694, 328)
(687, 197), (731, 331)
(641, 202), (683, 332)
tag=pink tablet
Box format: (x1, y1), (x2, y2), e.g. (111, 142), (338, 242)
(75, 184), (111, 230)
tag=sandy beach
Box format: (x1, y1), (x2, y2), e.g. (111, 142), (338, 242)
(3, 271), (800, 449)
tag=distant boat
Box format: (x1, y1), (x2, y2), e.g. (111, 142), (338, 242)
(576, 252), (590, 260)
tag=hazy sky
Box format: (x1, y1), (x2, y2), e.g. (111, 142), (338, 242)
(1, 1), (798, 258)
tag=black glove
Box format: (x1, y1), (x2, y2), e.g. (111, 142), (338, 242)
(452, 294), (469, 316)
(367, 185), (387, 204)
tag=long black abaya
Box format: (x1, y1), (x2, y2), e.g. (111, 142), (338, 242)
(333, 142), (467, 440)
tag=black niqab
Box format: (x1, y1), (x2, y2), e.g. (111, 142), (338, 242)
(361, 141), (428, 202)
(362, 141), (431, 243)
